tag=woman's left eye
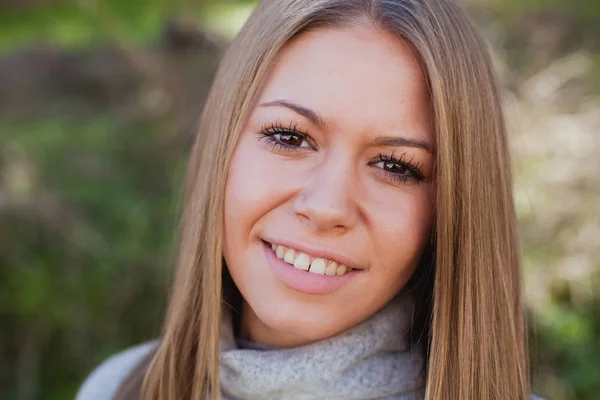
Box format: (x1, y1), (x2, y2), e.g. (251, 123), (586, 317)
(374, 159), (410, 175)
(371, 154), (425, 184)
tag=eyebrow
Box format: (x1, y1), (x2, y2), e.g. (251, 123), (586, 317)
(259, 99), (433, 154)
(259, 99), (326, 127)
(374, 136), (433, 154)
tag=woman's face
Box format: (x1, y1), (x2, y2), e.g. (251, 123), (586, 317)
(223, 26), (434, 347)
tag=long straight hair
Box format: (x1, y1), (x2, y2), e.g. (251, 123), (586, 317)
(121, 1), (529, 399)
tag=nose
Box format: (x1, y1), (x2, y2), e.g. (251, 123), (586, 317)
(292, 157), (358, 234)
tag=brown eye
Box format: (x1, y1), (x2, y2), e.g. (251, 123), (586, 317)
(273, 132), (310, 148)
(382, 160), (409, 175)
(370, 153), (425, 185)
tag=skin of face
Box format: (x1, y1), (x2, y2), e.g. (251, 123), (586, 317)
(223, 25), (435, 348)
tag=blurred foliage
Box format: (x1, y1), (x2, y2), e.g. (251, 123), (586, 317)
(0, 0), (598, 399)
(0, 0), (257, 50)
(0, 0), (186, 50)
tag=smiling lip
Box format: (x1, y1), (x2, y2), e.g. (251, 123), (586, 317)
(261, 238), (361, 270)
(262, 241), (360, 295)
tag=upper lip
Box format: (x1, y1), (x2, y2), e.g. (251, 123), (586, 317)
(261, 237), (363, 270)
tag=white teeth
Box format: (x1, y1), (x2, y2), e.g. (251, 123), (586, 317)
(325, 261), (338, 275)
(283, 248), (296, 264)
(275, 245), (286, 259)
(293, 252), (310, 270)
(270, 242), (354, 276)
(309, 258), (327, 275)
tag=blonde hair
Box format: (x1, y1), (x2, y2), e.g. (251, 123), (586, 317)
(133, 1), (529, 399)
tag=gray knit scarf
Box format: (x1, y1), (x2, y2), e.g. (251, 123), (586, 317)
(219, 294), (424, 400)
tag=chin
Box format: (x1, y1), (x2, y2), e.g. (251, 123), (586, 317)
(248, 288), (356, 346)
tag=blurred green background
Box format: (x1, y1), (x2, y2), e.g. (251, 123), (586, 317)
(0, 0), (598, 399)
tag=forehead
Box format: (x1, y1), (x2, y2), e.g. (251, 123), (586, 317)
(257, 26), (431, 137)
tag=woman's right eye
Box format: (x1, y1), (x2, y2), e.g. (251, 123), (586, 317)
(270, 131), (311, 148)
(258, 122), (314, 152)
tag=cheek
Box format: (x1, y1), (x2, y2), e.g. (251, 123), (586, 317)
(368, 186), (434, 279)
(226, 139), (263, 212)
(223, 135), (287, 245)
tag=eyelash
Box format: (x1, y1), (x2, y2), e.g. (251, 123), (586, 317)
(257, 122), (426, 184)
(373, 152), (425, 184)
(257, 121), (314, 151)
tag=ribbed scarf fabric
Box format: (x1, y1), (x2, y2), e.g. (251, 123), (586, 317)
(219, 294), (424, 400)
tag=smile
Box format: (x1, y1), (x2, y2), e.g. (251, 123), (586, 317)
(269, 242), (353, 276)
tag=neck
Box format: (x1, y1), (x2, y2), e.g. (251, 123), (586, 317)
(220, 293), (424, 400)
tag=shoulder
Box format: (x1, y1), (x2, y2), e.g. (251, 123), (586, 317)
(76, 340), (159, 400)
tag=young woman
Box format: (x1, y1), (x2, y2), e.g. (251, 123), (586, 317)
(78, 0), (541, 399)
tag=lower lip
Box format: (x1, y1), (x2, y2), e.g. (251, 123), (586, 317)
(262, 241), (360, 295)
